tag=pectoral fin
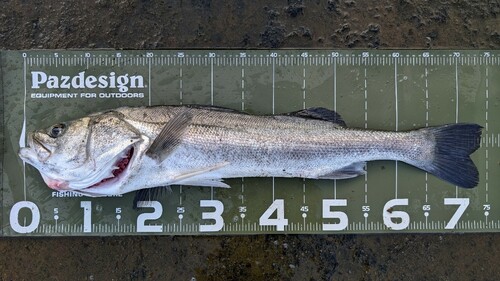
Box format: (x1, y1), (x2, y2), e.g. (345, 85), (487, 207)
(319, 162), (366, 179)
(146, 109), (193, 163)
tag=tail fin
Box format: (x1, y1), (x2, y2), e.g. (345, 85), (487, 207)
(422, 123), (482, 188)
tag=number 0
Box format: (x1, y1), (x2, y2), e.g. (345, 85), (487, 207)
(10, 201), (40, 233)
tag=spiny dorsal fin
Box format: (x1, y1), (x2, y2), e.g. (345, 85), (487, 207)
(285, 107), (347, 127)
(146, 109), (193, 163)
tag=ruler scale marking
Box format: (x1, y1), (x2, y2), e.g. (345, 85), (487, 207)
(3, 50), (498, 236)
(272, 54), (275, 201)
(485, 67), (489, 201)
(364, 66), (368, 205)
(394, 56), (399, 199)
(424, 65), (429, 204)
(455, 58), (459, 198)
(333, 56), (338, 199)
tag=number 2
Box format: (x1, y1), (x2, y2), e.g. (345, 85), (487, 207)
(136, 201), (163, 232)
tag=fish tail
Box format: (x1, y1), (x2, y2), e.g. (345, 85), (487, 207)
(420, 123), (482, 188)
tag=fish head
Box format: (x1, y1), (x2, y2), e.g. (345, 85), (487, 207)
(19, 111), (143, 195)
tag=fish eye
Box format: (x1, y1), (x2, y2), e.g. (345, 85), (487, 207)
(48, 123), (66, 138)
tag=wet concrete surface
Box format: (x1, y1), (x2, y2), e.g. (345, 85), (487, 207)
(1, 0), (500, 280)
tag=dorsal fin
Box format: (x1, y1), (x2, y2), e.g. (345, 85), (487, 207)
(285, 107), (347, 127)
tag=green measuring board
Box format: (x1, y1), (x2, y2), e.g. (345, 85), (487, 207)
(0, 50), (498, 236)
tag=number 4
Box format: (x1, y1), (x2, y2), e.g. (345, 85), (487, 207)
(259, 199), (288, 231)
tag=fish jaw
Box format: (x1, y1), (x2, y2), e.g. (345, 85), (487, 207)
(69, 136), (149, 196)
(67, 145), (136, 194)
(40, 173), (70, 190)
(19, 143), (132, 193)
(18, 146), (37, 166)
(19, 147), (70, 191)
(18, 133), (49, 166)
(20, 133), (147, 196)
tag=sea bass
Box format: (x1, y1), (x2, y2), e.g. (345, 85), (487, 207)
(18, 105), (482, 197)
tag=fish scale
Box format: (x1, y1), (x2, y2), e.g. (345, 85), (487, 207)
(0, 49), (499, 236)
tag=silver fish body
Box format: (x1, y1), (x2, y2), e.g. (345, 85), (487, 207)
(18, 105), (482, 196)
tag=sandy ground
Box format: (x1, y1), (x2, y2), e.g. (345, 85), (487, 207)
(1, 0), (499, 280)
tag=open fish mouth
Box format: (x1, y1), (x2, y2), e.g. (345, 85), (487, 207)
(84, 146), (134, 190)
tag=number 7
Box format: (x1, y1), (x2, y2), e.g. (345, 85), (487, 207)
(444, 198), (469, 229)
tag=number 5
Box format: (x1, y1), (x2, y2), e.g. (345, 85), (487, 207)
(322, 199), (348, 231)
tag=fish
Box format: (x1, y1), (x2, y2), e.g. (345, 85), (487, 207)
(18, 105), (482, 198)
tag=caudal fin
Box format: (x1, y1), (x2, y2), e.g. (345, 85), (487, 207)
(422, 123), (482, 188)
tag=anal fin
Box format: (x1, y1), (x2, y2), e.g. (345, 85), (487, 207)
(319, 162), (366, 180)
(175, 178), (231, 188)
(172, 162), (230, 183)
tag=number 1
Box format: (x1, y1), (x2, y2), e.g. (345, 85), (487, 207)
(80, 201), (92, 233)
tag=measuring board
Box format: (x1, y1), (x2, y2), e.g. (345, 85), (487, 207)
(0, 50), (498, 236)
